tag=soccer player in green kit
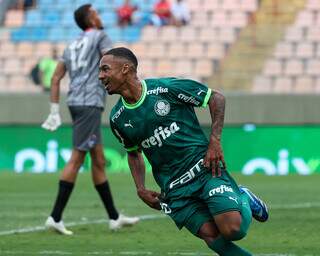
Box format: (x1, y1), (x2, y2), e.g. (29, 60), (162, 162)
(99, 47), (269, 256)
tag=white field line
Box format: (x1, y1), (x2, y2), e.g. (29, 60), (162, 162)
(0, 214), (166, 236)
(0, 201), (320, 236)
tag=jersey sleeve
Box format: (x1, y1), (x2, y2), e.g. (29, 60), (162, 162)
(110, 118), (139, 152)
(98, 31), (112, 54)
(168, 78), (212, 107)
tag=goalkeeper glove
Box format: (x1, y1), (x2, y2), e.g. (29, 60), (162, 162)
(41, 103), (61, 131)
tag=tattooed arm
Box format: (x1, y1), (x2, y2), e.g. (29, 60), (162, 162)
(203, 90), (226, 176)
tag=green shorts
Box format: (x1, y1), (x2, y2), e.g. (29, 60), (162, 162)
(160, 168), (242, 236)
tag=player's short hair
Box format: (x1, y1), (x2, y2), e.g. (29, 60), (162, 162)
(104, 47), (138, 70)
(74, 4), (92, 31)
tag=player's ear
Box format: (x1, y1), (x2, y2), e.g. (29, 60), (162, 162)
(122, 63), (130, 74)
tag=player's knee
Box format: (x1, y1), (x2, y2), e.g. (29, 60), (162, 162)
(220, 222), (242, 240)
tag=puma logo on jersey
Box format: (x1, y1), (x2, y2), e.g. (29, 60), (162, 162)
(197, 89), (206, 95)
(228, 196), (238, 204)
(141, 122), (180, 148)
(124, 120), (133, 128)
(209, 185), (233, 196)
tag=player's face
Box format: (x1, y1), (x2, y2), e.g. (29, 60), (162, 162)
(89, 8), (103, 29)
(99, 55), (127, 95)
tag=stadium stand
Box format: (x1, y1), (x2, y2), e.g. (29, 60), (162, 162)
(253, 0), (320, 93)
(0, 0), (259, 92)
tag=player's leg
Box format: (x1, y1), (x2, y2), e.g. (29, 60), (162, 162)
(46, 148), (86, 235)
(46, 106), (92, 235)
(184, 210), (252, 256)
(239, 185), (269, 222)
(90, 144), (119, 220)
(90, 143), (139, 231)
(225, 168), (269, 222)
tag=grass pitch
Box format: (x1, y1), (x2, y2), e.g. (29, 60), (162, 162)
(0, 172), (319, 256)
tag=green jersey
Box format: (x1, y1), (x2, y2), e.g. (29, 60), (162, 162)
(110, 78), (212, 192)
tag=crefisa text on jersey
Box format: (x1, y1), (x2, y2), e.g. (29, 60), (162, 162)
(141, 122), (180, 148)
(147, 87), (168, 95)
(178, 93), (200, 106)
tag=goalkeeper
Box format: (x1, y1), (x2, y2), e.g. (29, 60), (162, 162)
(41, 4), (139, 235)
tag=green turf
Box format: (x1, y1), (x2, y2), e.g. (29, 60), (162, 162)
(0, 172), (319, 256)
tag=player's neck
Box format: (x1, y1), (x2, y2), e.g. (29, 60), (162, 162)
(121, 79), (143, 104)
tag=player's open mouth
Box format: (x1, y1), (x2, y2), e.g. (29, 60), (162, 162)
(103, 80), (110, 90)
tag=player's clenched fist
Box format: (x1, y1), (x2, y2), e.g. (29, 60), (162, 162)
(137, 188), (161, 210)
(41, 103), (61, 131)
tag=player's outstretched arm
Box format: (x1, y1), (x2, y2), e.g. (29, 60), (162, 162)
(41, 62), (66, 131)
(203, 90), (226, 176)
(128, 150), (161, 210)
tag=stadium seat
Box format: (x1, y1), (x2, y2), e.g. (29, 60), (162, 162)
(25, 10), (42, 26)
(239, 0), (258, 12)
(122, 27), (141, 43)
(252, 76), (273, 93)
(273, 77), (293, 93)
(222, 0), (239, 12)
(138, 59), (155, 78)
(194, 59), (214, 78)
(105, 27), (122, 42)
(100, 11), (118, 27)
(17, 42), (34, 58)
(141, 26), (158, 42)
(199, 28), (218, 43)
(3, 59), (22, 75)
(306, 59), (320, 76)
(294, 76), (314, 93)
(167, 43), (186, 59)
(48, 27), (66, 42)
(306, 0), (320, 10)
(284, 60), (304, 77)
(206, 43), (225, 60)
(155, 60), (174, 76)
(229, 12), (248, 28)
(0, 42), (16, 58)
(203, 0), (219, 12)
(146, 43), (166, 58)
(130, 42), (148, 58)
(263, 59), (283, 77)
(159, 26), (178, 42)
(34, 42), (53, 58)
(61, 11), (75, 27)
(179, 27), (197, 42)
(306, 27), (320, 42)
(218, 27), (236, 44)
(4, 10), (24, 28)
(211, 12), (229, 28)
(294, 11), (314, 28)
(296, 42), (314, 59)
(11, 27), (30, 42)
(185, 0), (202, 12)
(42, 11), (61, 26)
(186, 44), (205, 59)
(274, 42), (294, 59)
(285, 27), (303, 43)
(191, 12), (209, 27)
(315, 77), (320, 93)
(174, 59), (193, 77)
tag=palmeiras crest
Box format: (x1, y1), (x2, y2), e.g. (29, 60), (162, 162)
(154, 100), (170, 116)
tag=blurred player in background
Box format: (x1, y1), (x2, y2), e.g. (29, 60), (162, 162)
(41, 5), (139, 235)
(99, 47), (269, 256)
